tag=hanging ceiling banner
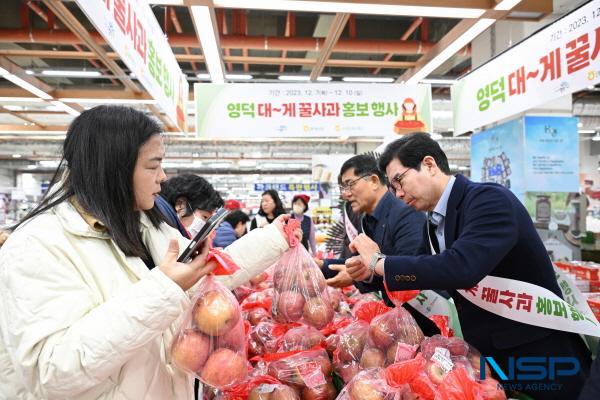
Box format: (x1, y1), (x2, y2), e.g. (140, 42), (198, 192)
(194, 83), (432, 138)
(75, 0), (188, 131)
(452, 0), (600, 135)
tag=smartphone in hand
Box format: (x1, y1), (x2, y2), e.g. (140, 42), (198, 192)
(177, 208), (230, 263)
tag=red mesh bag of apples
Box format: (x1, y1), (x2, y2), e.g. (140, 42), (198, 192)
(360, 306), (424, 369)
(171, 275), (248, 390)
(271, 227), (334, 329)
(264, 347), (337, 400)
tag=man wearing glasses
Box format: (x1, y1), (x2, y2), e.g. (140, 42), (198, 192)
(323, 154), (440, 334)
(345, 133), (591, 399)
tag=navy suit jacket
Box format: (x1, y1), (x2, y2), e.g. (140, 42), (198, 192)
(384, 174), (569, 353)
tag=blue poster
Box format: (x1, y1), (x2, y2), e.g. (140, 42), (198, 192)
(523, 116), (579, 192)
(471, 118), (525, 201)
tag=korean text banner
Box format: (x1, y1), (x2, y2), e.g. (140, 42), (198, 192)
(194, 83), (431, 138)
(76, 0), (188, 131)
(452, 0), (600, 134)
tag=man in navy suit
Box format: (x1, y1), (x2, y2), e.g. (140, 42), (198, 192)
(346, 133), (591, 399)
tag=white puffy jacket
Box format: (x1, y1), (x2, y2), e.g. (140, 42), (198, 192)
(0, 201), (288, 399)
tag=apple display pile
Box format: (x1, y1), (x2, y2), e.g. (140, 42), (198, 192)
(171, 259), (507, 399)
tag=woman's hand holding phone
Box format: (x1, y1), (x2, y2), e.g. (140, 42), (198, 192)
(159, 237), (216, 291)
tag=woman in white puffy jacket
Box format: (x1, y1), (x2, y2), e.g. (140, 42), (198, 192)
(0, 106), (297, 400)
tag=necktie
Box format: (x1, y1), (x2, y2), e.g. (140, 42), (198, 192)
(428, 215), (440, 254)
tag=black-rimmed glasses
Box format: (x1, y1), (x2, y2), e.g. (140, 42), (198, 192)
(388, 168), (412, 195)
(338, 174), (371, 193)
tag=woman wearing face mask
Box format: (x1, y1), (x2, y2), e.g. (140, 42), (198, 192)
(290, 194), (317, 254)
(250, 189), (286, 231)
(158, 174), (224, 238)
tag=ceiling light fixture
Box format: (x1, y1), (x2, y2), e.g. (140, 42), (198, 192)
(225, 74), (253, 80)
(3, 105), (24, 111)
(190, 6), (225, 84)
(593, 132), (600, 142)
(278, 75), (310, 81)
(342, 77), (394, 83)
(197, 73), (211, 80)
(213, 0), (485, 19)
(58, 98), (157, 104)
(494, 0), (523, 11)
(41, 70), (102, 77)
(420, 78), (456, 86)
(405, 19), (496, 84)
(12, 154), (22, 158)
(0, 97), (44, 102)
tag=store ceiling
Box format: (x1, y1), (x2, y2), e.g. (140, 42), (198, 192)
(0, 0), (594, 171)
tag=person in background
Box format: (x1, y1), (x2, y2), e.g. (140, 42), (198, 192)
(224, 199), (242, 210)
(214, 210), (250, 248)
(290, 194), (317, 254)
(158, 174), (224, 238)
(0, 106), (299, 400)
(347, 133), (591, 399)
(250, 189), (286, 230)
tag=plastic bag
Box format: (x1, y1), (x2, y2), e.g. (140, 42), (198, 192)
(277, 325), (325, 352)
(171, 275), (247, 389)
(266, 348), (332, 390)
(332, 320), (370, 383)
(272, 225), (334, 329)
(336, 368), (396, 400)
(383, 280), (419, 306)
(248, 321), (294, 357)
(362, 306), (423, 368)
(221, 375), (282, 400)
(352, 300), (391, 323)
(385, 353), (426, 387)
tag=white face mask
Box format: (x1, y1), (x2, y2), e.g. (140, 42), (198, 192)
(293, 204), (305, 215)
(188, 215), (206, 237)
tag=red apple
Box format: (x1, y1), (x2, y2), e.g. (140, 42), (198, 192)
(301, 380), (336, 400)
(201, 348), (247, 388)
(327, 287), (342, 311)
(271, 385), (301, 400)
(446, 337), (469, 357)
(369, 318), (396, 349)
(301, 268), (327, 297)
(325, 334), (339, 356)
(337, 362), (360, 383)
(302, 298), (334, 329)
(360, 348), (386, 369)
(171, 329), (211, 373)
(348, 378), (386, 400)
(247, 308), (270, 326)
(275, 291), (305, 322)
(194, 290), (240, 336)
(337, 334), (366, 363)
(280, 326), (325, 352)
(425, 360), (448, 385)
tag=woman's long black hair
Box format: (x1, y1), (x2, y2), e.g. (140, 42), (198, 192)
(12, 105), (164, 258)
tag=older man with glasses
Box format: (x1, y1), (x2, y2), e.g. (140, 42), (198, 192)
(320, 154), (440, 335)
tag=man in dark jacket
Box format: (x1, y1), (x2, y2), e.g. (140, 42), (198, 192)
(347, 133), (591, 399)
(322, 155), (439, 335)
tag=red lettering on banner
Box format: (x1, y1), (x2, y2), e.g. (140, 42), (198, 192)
(481, 287), (499, 303)
(539, 48), (562, 81)
(114, 0), (128, 35)
(282, 103), (296, 117)
(299, 102), (312, 118)
(509, 67), (526, 96)
(591, 27), (600, 60)
(465, 285), (479, 297)
(323, 102), (340, 117)
(516, 292), (533, 312)
(134, 18), (147, 62)
(498, 290), (516, 309)
(258, 103), (272, 117)
(566, 33), (591, 74)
